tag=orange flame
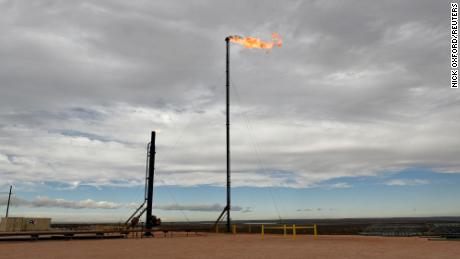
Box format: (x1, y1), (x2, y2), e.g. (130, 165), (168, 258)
(229, 33), (282, 49)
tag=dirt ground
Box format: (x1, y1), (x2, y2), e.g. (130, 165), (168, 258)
(0, 234), (459, 259)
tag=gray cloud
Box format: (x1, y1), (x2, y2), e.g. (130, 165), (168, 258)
(296, 208), (329, 212)
(156, 203), (250, 212)
(0, 0), (459, 189)
(0, 195), (250, 213)
(384, 179), (430, 186)
(323, 182), (352, 189)
(0, 196), (125, 209)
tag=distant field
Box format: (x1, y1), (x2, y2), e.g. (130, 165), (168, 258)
(1, 234), (459, 259)
(52, 216), (460, 236)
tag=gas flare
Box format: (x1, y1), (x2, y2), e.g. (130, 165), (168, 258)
(229, 33), (282, 49)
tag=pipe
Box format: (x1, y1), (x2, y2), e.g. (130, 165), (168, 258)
(145, 131), (156, 235)
(6, 185), (12, 218)
(225, 37), (231, 233)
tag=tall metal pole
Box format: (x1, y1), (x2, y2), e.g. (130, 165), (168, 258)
(225, 37), (231, 233)
(6, 185), (12, 218)
(145, 131), (156, 236)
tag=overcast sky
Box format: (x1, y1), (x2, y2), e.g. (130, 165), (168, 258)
(1, 0), (459, 222)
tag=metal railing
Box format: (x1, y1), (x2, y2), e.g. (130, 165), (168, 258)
(261, 224), (318, 239)
(214, 224), (318, 239)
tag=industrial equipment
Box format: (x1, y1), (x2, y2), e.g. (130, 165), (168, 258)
(125, 131), (161, 236)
